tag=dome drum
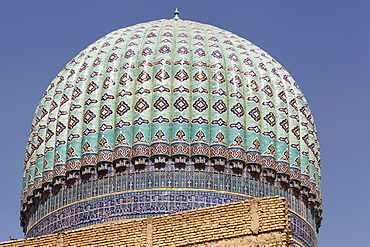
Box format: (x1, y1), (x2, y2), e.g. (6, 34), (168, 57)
(21, 157), (320, 227)
(20, 159), (320, 238)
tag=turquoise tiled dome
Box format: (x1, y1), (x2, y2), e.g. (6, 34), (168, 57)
(21, 17), (322, 240)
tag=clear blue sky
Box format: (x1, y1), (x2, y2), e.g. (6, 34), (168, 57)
(0, 1), (369, 245)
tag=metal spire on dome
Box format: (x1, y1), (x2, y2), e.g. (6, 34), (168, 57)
(173, 8), (180, 20)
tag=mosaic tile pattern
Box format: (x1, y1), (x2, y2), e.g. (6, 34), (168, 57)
(21, 17), (322, 240)
(24, 168), (316, 238)
(290, 212), (318, 247)
(26, 189), (252, 237)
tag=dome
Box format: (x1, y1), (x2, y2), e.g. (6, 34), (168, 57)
(21, 16), (322, 241)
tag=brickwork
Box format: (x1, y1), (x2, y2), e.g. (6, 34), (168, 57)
(1, 196), (292, 247)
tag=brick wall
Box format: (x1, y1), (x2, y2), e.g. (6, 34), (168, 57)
(1, 196), (292, 247)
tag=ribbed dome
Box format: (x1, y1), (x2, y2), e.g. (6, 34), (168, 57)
(21, 18), (322, 239)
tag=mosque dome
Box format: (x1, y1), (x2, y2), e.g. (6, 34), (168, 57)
(21, 13), (322, 242)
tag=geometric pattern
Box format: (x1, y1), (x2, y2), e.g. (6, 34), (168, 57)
(193, 71), (207, 82)
(154, 97), (169, 111)
(137, 71), (151, 83)
(211, 50), (222, 59)
(263, 112), (276, 127)
(133, 117), (149, 125)
(231, 103), (244, 117)
(212, 99), (227, 114)
(212, 71), (225, 84)
(159, 45), (171, 54)
(152, 116), (170, 123)
(211, 118), (227, 126)
(87, 81), (99, 94)
(135, 98), (149, 113)
(262, 85), (273, 97)
(230, 75), (242, 88)
(100, 105), (113, 119)
(193, 97), (208, 112)
(83, 110), (96, 124)
(155, 69), (170, 81)
(141, 47), (153, 56)
(55, 122), (66, 136)
(248, 107), (260, 121)
(68, 115), (79, 130)
(174, 97), (189, 111)
(120, 73), (133, 86)
(230, 122), (244, 130)
(279, 119), (289, 133)
(177, 46), (189, 54)
(153, 85), (170, 93)
(116, 101), (130, 116)
(194, 48), (206, 57)
(174, 69), (189, 81)
(124, 49), (135, 59)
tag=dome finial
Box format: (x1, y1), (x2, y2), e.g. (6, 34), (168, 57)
(173, 8), (180, 20)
